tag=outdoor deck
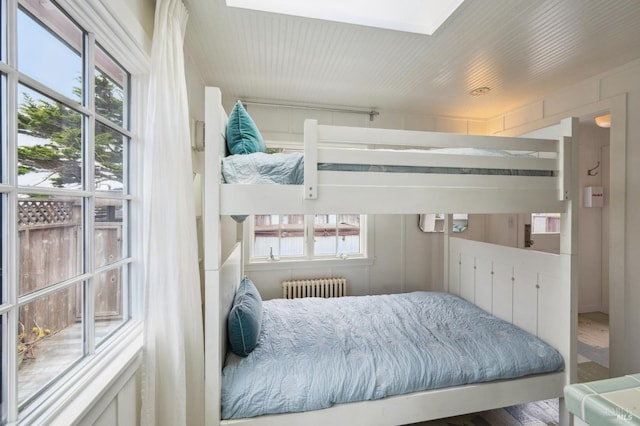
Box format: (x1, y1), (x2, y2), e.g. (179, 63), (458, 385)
(18, 320), (122, 404)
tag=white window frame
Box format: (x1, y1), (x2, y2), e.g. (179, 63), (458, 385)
(246, 214), (374, 268)
(0, 0), (148, 424)
(531, 212), (561, 235)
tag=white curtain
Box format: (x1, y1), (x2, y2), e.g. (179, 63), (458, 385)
(140, 1), (204, 425)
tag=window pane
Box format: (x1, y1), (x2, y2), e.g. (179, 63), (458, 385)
(95, 44), (127, 128)
(314, 214), (337, 255)
(95, 198), (124, 267)
(18, 195), (83, 296)
(18, 282), (84, 405)
(531, 213), (561, 234)
(18, 85), (83, 189)
(95, 122), (125, 192)
(95, 266), (127, 346)
(17, 3), (82, 101)
(253, 214), (304, 258)
(337, 214), (361, 254)
(279, 215), (304, 257)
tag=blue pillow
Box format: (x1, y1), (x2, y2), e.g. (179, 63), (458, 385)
(228, 276), (263, 357)
(226, 101), (266, 155)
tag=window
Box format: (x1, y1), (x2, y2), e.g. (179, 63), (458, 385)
(225, 0), (464, 35)
(531, 213), (561, 234)
(251, 214), (366, 261)
(1, 1), (138, 421)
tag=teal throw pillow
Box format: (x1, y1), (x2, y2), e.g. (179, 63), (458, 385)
(228, 276), (263, 357)
(226, 101), (266, 155)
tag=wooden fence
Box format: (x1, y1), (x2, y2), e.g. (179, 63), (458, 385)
(18, 199), (123, 336)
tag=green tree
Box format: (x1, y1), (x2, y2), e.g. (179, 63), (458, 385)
(95, 71), (124, 125)
(17, 73), (124, 188)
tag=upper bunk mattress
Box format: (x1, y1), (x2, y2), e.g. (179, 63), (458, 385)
(221, 291), (564, 419)
(221, 149), (554, 184)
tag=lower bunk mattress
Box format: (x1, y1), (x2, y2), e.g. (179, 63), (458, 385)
(221, 291), (564, 419)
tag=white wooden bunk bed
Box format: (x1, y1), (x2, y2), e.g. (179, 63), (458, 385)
(203, 86), (578, 426)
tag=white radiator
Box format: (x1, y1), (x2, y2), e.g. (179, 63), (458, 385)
(282, 278), (347, 299)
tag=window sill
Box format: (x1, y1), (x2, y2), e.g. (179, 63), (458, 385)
(18, 321), (143, 426)
(245, 256), (375, 272)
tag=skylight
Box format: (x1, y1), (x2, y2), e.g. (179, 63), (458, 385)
(225, 0), (464, 35)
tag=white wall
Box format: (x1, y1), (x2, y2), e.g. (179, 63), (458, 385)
(577, 126), (609, 313)
(98, 0), (154, 55)
(75, 367), (140, 426)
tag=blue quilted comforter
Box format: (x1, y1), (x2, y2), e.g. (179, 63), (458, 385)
(222, 152), (305, 184)
(221, 292), (564, 419)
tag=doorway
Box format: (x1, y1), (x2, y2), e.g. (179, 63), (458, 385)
(575, 117), (611, 382)
(577, 312), (609, 381)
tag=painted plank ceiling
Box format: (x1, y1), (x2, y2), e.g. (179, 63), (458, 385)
(183, 0), (640, 119)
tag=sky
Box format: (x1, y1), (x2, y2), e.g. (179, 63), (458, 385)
(17, 8), (82, 101)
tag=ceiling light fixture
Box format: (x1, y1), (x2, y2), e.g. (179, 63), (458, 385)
(595, 114), (611, 128)
(469, 86), (491, 96)
(225, 0), (464, 35)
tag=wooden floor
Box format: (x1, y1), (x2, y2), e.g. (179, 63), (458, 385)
(408, 312), (610, 426)
(408, 399), (559, 426)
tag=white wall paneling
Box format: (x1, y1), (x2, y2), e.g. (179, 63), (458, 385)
(504, 101), (544, 131)
(467, 120), (487, 135)
(577, 126), (609, 313)
(436, 117), (469, 134)
(543, 80), (600, 118)
(84, 370), (140, 426)
(372, 111), (407, 131)
(600, 59), (640, 98)
(487, 116), (505, 135)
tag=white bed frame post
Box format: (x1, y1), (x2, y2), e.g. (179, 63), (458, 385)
(559, 117), (580, 426)
(443, 214), (452, 293)
(203, 87), (223, 273)
(203, 87), (224, 426)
